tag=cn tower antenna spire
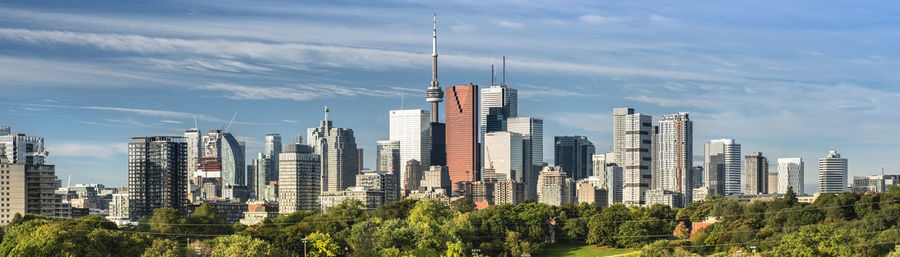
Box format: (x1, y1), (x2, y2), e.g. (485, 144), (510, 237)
(426, 12), (444, 123)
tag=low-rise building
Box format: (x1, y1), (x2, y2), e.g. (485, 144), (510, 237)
(239, 201), (278, 226)
(319, 187), (384, 212)
(186, 201), (248, 224)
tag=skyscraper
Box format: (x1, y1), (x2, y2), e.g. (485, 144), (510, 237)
(389, 109), (431, 191)
(221, 132), (246, 187)
(537, 166), (575, 206)
(445, 84), (480, 190)
(654, 113), (693, 207)
(744, 152), (768, 194)
(484, 131), (524, 182)
(249, 153), (271, 199)
(613, 108), (652, 206)
(185, 128), (201, 185)
(376, 140), (401, 174)
(128, 136), (187, 220)
(704, 139), (741, 195)
(819, 151), (848, 194)
(278, 143), (320, 213)
(480, 85), (518, 148)
(554, 136), (595, 180)
(264, 134), (282, 181)
(507, 117), (543, 199)
(308, 106), (359, 192)
(777, 158), (804, 194)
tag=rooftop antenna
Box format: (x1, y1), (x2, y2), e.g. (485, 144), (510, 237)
(66, 174), (71, 188)
(491, 58), (495, 86)
(324, 105), (329, 121)
(223, 112), (237, 132)
(193, 114), (199, 130)
(502, 56), (506, 86)
(401, 87), (405, 109)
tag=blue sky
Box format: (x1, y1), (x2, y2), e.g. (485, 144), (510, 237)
(2, 0), (899, 194)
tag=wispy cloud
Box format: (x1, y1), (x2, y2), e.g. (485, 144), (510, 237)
(578, 15), (620, 24)
(47, 141), (128, 159)
(497, 20), (524, 29)
(199, 83), (398, 101)
(0, 28), (730, 82)
(159, 120), (184, 124)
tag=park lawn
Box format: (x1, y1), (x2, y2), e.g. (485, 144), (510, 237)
(542, 244), (640, 257)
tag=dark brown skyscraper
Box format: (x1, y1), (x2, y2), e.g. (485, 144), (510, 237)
(446, 84), (480, 190)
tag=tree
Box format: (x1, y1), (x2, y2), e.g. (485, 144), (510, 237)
(373, 199), (418, 220)
(184, 203), (231, 236)
(347, 221), (378, 252)
(142, 239), (198, 257)
(450, 198), (476, 213)
(503, 231), (537, 257)
(586, 204), (632, 246)
(306, 232), (340, 257)
(211, 234), (288, 257)
(673, 221), (690, 240)
(407, 199), (454, 250)
(149, 208), (183, 235)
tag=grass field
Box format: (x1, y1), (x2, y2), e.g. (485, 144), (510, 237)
(541, 244), (640, 257)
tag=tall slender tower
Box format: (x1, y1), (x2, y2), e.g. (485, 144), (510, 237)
(425, 13), (444, 123)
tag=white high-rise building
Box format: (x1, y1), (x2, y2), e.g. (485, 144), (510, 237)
(819, 151), (848, 194)
(654, 113), (693, 207)
(506, 117), (543, 199)
(483, 131), (524, 182)
(185, 129), (201, 184)
(612, 108), (652, 206)
(592, 154), (607, 178)
(480, 85), (518, 137)
(704, 139), (741, 195)
(389, 109), (431, 191)
(777, 158), (804, 194)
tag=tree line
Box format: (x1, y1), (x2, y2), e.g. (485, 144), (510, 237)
(4, 186), (900, 256)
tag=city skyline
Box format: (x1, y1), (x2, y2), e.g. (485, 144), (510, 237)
(3, 1), (900, 194)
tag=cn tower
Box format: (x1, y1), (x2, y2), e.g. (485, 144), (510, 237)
(425, 13), (444, 123)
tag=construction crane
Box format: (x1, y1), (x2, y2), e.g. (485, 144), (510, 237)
(222, 112), (237, 133)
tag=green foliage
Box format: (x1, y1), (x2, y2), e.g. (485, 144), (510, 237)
(142, 239), (198, 257)
(450, 197), (476, 213)
(373, 199), (417, 220)
(149, 208), (182, 235)
(306, 232), (340, 257)
(641, 240), (696, 257)
(211, 234), (288, 257)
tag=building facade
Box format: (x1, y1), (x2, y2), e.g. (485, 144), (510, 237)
(278, 143), (321, 214)
(356, 170), (401, 204)
(744, 152), (768, 194)
(308, 107), (359, 192)
(819, 151), (848, 194)
(554, 136), (595, 181)
(376, 140), (401, 174)
(777, 158), (804, 194)
(852, 175), (900, 193)
(654, 113), (693, 206)
(445, 84), (480, 190)
(537, 166), (575, 206)
(389, 109), (431, 191)
(612, 108), (652, 205)
(704, 139), (741, 195)
(127, 136), (187, 220)
(484, 131), (524, 182)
